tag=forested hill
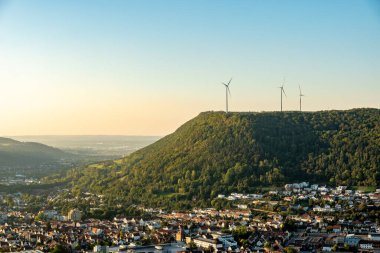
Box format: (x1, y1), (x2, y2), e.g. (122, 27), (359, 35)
(0, 137), (73, 167)
(58, 109), (380, 208)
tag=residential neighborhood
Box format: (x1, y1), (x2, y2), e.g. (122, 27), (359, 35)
(0, 182), (379, 253)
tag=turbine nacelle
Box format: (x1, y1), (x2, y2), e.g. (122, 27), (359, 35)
(222, 78), (232, 96)
(278, 78), (286, 112)
(278, 86), (287, 97)
(299, 85), (305, 112)
(221, 78), (232, 113)
(299, 85), (305, 97)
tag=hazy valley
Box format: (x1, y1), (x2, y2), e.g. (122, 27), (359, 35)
(0, 136), (159, 185)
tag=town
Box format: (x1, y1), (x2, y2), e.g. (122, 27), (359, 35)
(0, 182), (379, 253)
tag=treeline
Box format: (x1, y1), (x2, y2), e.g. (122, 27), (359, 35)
(49, 108), (380, 210)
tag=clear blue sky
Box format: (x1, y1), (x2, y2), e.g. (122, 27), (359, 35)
(0, 0), (379, 135)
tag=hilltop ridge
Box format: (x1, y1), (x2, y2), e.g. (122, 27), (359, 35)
(55, 108), (380, 209)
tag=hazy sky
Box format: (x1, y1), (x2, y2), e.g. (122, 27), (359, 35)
(0, 0), (379, 136)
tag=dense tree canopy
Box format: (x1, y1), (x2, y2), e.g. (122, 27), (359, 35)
(51, 109), (380, 209)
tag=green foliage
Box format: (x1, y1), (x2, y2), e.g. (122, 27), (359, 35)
(51, 244), (68, 253)
(54, 109), (380, 209)
(284, 247), (298, 253)
(211, 198), (232, 210)
(4, 196), (14, 208)
(233, 226), (251, 240)
(187, 241), (197, 249)
(35, 212), (47, 221)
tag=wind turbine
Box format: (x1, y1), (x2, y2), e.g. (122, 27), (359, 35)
(278, 78), (286, 112)
(222, 78), (232, 113)
(299, 85), (305, 112)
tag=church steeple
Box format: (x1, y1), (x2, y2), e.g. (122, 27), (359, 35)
(176, 225), (185, 242)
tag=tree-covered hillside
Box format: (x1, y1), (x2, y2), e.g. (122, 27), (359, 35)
(54, 109), (380, 209)
(0, 137), (73, 167)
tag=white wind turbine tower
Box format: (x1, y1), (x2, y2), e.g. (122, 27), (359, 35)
(222, 78), (232, 113)
(278, 78), (286, 112)
(299, 85), (305, 112)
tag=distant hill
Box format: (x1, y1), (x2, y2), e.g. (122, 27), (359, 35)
(0, 137), (73, 167)
(55, 109), (380, 209)
(9, 135), (160, 161)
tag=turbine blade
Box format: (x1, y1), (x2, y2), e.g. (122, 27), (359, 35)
(282, 88), (287, 97)
(228, 87), (231, 96)
(228, 78), (232, 86)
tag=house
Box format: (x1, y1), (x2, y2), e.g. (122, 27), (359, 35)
(193, 237), (223, 252)
(336, 186), (347, 192)
(369, 233), (380, 241)
(315, 216), (323, 223)
(322, 246), (332, 252)
(94, 245), (109, 253)
(300, 214), (312, 223)
(344, 234), (360, 247)
(285, 184), (293, 191)
(311, 184), (318, 190)
(332, 225), (342, 233)
(210, 232), (237, 248)
(359, 240), (374, 250)
(237, 205), (248, 209)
